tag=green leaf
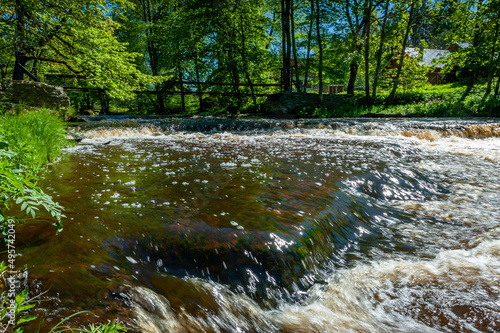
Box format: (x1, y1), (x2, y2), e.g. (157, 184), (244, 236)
(18, 303), (36, 312)
(15, 291), (28, 305)
(53, 222), (64, 233)
(17, 315), (38, 325)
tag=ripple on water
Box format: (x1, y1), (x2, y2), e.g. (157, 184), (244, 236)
(12, 117), (500, 331)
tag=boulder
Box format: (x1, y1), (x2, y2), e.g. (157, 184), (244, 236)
(0, 78), (70, 109)
(262, 92), (317, 118)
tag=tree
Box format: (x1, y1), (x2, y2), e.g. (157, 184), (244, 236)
(362, 0), (373, 99)
(302, 0), (316, 92)
(387, 0), (418, 102)
(0, 0), (154, 100)
(446, 0), (500, 95)
(371, 0), (390, 99)
(315, 0), (324, 103)
(339, 0), (362, 95)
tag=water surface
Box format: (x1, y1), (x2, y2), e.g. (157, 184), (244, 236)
(9, 117), (500, 332)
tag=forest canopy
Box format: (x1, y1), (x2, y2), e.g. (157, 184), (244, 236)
(1, 0), (499, 111)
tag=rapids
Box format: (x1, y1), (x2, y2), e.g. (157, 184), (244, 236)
(8, 117), (500, 332)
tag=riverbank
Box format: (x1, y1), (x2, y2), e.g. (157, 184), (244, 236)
(0, 106), (68, 227)
(106, 83), (498, 118)
(293, 84), (500, 118)
(0, 106), (127, 332)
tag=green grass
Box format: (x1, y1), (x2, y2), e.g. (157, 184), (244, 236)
(0, 106), (68, 175)
(379, 84), (500, 117)
(0, 105), (69, 230)
(302, 83), (500, 118)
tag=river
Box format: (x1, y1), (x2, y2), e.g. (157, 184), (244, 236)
(10, 117), (500, 332)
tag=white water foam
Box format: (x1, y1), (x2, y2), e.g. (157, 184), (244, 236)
(415, 136), (500, 163)
(66, 118), (499, 331)
(131, 239), (499, 332)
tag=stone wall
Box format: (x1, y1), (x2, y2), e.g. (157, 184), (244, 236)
(262, 93), (317, 118)
(0, 78), (70, 109)
(262, 92), (355, 117)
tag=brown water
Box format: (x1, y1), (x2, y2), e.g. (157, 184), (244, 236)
(5, 117), (500, 332)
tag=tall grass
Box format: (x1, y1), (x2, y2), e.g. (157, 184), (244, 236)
(0, 106), (68, 230)
(0, 107), (68, 176)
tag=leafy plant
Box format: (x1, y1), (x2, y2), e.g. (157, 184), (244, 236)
(0, 263), (38, 332)
(0, 108), (68, 236)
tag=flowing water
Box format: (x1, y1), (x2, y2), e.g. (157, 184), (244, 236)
(8, 117), (500, 332)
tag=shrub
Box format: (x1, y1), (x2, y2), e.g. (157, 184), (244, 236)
(0, 107), (68, 234)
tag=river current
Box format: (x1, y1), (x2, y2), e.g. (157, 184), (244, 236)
(11, 117), (500, 332)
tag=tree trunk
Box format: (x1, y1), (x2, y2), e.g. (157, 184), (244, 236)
(281, 0), (291, 92)
(494, 73), (500, 98)
(144, 0), (159, 77)
(195, 53), (203, 112)
(281, 0), (286, 87)
(363, 1), (372, 100)
(486, 12), (499, 95)
(142, 0), (166, 114)
(286, 0), (292, 92)
(291, 2), (301, 92)
(178, 62), (185, 113)
(347, 63), (358, 95)
(13, 0), (26, 80)
(155, 85), (166, 114)
(315, 0), (323, 104)
(303, 0), (315, 92)
(372, 0), (390, 99)
(227, 49), (240, 94)
(345, 0), (360, 95)
(387, 0), (416, 103)
(13, 53), (28, 81)
(239, 14), (256, 104)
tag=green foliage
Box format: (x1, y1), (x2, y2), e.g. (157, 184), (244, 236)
(382, 53), (431, 92)
(1, 263), (37, 332)
(374, 84), (500, 117)
(298, 84), (500, 118)
(443, 0), (500, 87)
(1, 0), (156, 100)
(2, 0), (498, 114)
(0, 108), (125, 331)
(33, 311), (128, 333)
(0, 109), (68, 173)
(85, 321), (128, 333)
(0, 107), (67, 234)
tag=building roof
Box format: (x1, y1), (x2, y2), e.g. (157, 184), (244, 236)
(455, 42), (471, 49)
(406, 47), (450, 69)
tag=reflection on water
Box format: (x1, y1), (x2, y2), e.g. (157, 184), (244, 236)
(6, 117), (500, 332)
